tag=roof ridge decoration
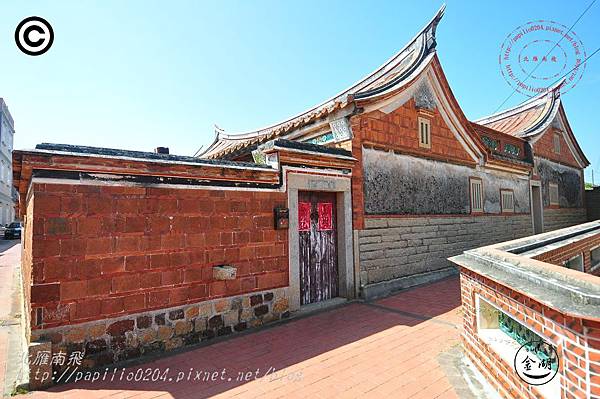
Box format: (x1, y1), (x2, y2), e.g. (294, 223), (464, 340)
(199, 4), (446, 159)
(474, 79), (565, 138)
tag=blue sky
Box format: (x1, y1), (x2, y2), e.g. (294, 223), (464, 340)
(1, 1), (598, 182)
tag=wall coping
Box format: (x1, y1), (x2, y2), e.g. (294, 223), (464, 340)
(450, 221), (600, 320)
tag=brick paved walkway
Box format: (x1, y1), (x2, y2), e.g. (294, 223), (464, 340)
(0, 240), (25, 396)
(23, 276), (463, 399)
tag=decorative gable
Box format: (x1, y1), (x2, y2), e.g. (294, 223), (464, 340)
(354, 97), (476, 166)
(532, 125), (582, 169)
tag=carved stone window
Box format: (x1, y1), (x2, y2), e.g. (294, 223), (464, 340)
(476, 297), (559, 396)
(482, 136), (499, 151)
(504, 143), (520, 156)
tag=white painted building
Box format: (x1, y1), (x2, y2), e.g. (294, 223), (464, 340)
(0, 99), (15, 225)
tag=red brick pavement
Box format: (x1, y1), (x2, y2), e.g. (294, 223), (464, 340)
(0, 241), (21, 396)
(24, 277), (462, 399)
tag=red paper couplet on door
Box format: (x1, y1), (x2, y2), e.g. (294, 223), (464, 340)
(318, 202), (333, 231)
(298, 202), (311, 231)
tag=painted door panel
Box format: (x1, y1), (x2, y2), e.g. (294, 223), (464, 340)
(298, 191), (338, 305)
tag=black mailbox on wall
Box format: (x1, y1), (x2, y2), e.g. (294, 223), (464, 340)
(274, 207), (289, 230)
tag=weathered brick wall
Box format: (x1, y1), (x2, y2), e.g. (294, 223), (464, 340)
(348, 93), (535, 291)
(28, 183), (288, 330)
(533, 232), (600, 274)
(533, 127), (581, 169)
(358, 215), (532, 284)
(352, 99), (476, 165)
(460, 268), (600, 398)
(543, 208), (587, 232)
(348, 97), (479, 229)
(349, 116), (365, 230)
(32, 288), (289, 370)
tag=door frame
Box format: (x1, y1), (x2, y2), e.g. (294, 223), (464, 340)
(530, 180), (544, 234)
(287, 173), (354, 312)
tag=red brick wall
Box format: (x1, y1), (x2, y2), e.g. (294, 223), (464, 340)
(28, 182), (288, 330)
(532, 232), (600, 275)
(461, 268), (600, 398)
(533, 127), (581, 169)
(22, 195), (35, 341)
(354, 99), (475, 165)
(349, 99), (477, 229)
(349, 117), (365, 230)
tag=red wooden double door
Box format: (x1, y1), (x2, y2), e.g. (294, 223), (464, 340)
(298, 191), (339, 305)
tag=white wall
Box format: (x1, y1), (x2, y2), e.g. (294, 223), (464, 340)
(0, 100), (15, 225)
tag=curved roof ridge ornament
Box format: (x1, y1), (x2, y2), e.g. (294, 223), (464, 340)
(550, 78), (566, 100)
(198, 4), (446, 158)
(353, 4), (445, 100)
(214, 124), (225, 137)
(521, 79), (565, 136)
(474, 78), (565, 126)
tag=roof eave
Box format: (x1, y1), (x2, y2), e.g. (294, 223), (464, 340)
(198, 4), (447, 159)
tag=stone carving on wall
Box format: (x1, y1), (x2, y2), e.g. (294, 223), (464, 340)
(413, 82), (437, 110)
(551, 115), (565, 131)
(252, 149), (267, 165)
(252, 149), (278, 168)
(329, 118), (353, 142)
(308, 132), (335, 145)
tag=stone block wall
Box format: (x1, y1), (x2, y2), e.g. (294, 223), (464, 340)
(460, 267), (600, 398)
(27, 182), (288, 331)
(31, 288), (289, 371)
(358, 215), (533, 285)
(543, 208), (587, 233)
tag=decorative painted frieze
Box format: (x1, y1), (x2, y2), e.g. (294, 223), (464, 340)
(307, 131), (335, 145)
